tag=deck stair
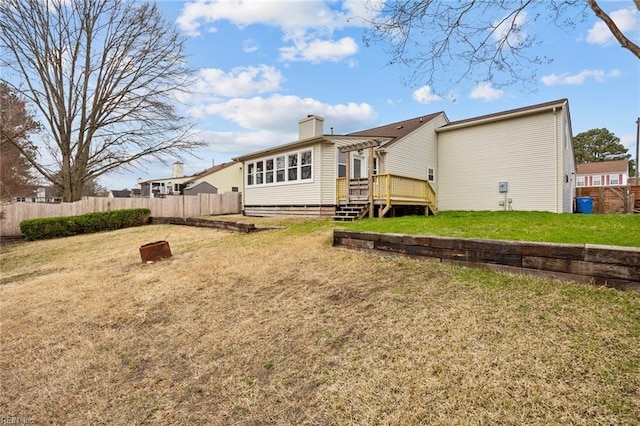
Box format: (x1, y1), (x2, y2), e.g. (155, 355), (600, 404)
(332, 203), (370, 222)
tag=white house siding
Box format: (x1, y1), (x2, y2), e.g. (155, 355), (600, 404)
(437, 111), (562, 212)
(243, 142), (327, 207)
(385, 114), (448, 182)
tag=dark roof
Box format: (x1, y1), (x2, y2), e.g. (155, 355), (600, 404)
(440, 98), (569, 129)
(576, 159), (629, 175)
(347, 112), (444, 143)
(110, 189), (132, 198)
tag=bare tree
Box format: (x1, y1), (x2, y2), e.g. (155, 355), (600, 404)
(363, 0), (640, 93)
(0, 82), (41, 201)
(0, 0), (204, 201)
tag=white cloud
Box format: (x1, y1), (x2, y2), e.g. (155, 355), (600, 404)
(587, 8), (639, 45)
(196, 129), (293, 154)
(412, 86), (442, 104)
(492, 10), (528, 47)
(620, 132), (636, 152)
(177, 0), (361, 36)
(193, 65), (284, 98)
(242, 38), (259, 53)
(541, 69), (621, 86)
(177, 0), (365, 64)
(469, 82), (504, 101)
(201, 95), (377, 133)
(279, 37), (358, 63)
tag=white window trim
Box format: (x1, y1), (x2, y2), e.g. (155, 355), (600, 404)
(246, 148), (314, 187)
(609, 174), (620, 185)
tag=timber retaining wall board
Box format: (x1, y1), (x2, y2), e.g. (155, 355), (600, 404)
(333, 230), (640, 291)
(151, 217), (258, 233)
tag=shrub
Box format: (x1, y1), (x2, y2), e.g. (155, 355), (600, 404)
(20, 208), (151, 241)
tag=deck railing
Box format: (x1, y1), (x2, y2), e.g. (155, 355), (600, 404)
(336, 174), (436, 208)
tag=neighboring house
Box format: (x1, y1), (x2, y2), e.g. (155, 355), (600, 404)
(234, 99), (576, 219)
(139, 162), (192, 198)
(11, 186), (62, 203)
(575, 159), (629, 188)
(109, 189), (132, 198)
(182, 161), (242, 195)
(184, 182), (218, 196)
(138, 161), (243, 198)
(108, 188), (141, 198)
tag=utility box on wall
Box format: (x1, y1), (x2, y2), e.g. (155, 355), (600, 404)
(498, 181), (508, 193)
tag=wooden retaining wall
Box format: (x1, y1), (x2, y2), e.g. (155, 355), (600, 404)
(0, 193), (241, 237)
(151, 217), (258, 233)
(333, 230), (640, 291)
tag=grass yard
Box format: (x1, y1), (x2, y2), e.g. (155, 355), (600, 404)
(1, 218), (639, 424)
(343, 211), (640, 247)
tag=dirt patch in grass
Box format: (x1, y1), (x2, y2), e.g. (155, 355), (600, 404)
(1, 221), (639, 424)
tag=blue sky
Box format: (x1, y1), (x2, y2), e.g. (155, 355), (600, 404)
(103, 0), (640, 189)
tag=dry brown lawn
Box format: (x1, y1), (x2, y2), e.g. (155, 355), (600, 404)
(1, 217), (639, 425)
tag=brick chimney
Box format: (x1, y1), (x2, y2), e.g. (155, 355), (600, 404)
(298, 115), (324, 140)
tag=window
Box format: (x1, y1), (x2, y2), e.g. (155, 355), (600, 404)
(256, 161), (264, 184)
(288, 154), (298, 181)
(338, 152), (346, 177)
(576, 177), (584, 187)
(610, 174), (619, 185)
(301, 150), (312, 179)
(266, 159), (274, 183)
(247, 163), (254, 185)
(373, 158), (379, 175)
(427, 167), (435, 182)
(353, 158), (362, 179)
(246, 149), (313, 186)
(593, 175), (601, 186)
(276, 156), (285, 182)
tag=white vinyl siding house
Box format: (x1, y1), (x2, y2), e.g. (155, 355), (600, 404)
(384, 114), (448, 182)
(436, 100), (574, 213)
(242, 142), (325, 207)
(235, 99), (576, 217)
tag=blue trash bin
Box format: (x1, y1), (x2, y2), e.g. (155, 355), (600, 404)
(575, 196), (593, 214)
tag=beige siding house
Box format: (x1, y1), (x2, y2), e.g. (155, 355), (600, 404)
(184, 161), (243, 194)
(437, 99), (575, 213)
(235, 114), (444, 217)
(235, 99), (576, 218)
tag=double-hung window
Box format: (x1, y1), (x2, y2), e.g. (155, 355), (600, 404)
(287, 154), (298, 181)
(301, 150), (312, 179)
(276, 156), (285, 182)
(593, 175), (601, 186)
(609, 174), (619, 185)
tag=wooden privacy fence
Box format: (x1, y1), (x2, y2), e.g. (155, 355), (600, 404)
(575, 185), (638, 214)
(0, 193), (241, 237)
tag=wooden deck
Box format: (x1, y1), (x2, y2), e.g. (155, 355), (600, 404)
(336, 174), (437, 218)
